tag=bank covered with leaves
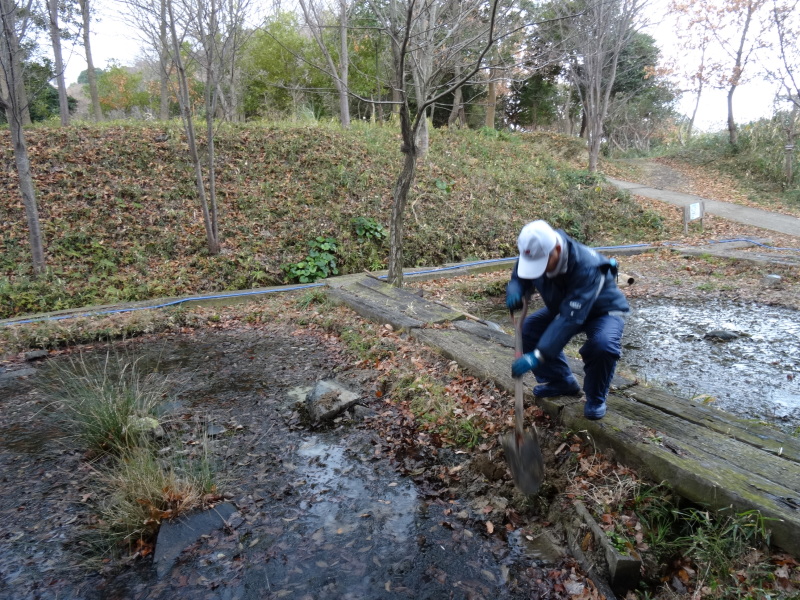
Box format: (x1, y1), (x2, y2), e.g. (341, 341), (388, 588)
(0, 121), (666, 320)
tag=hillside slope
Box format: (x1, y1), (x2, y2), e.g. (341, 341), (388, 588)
(0, 121), (666, 319)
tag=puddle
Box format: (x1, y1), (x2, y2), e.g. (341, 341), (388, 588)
(239, 434), (555, 599)
(621, 298), (800, 431)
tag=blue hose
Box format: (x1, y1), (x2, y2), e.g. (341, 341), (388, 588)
(3, 237), (799, 327)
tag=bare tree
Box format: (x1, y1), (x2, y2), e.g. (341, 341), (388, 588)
(0, 0), (45, 272)
(78, 0), (102, 120)
(120, 0), (176, 120)
(689, 0), (769, 145)
(769, 0), (800, 108)
(162, 0), (255, 255)
(0, 0), (30, 125)
(367, 0), (503, 286)
(667, 0), (721, 140)
(719, 0), (769, 144)
(553, 0), (646, 172)
(46, 0), (70, 124)
(165, 0), (220, 254)
(298, 0), (351, 128)
(188, 0), (253, 122)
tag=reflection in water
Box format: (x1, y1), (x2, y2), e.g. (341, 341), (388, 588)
(620, 298), (800, 430)
(297, 438), (418, 542)
(241, 434), (553, 599)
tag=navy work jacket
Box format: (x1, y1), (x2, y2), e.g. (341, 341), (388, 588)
(510, 230), (629, 362)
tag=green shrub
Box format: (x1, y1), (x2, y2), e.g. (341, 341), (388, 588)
(283, 236), (339, 283)
(352, 216), (388, 241)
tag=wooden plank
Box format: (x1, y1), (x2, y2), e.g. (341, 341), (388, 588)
(326, 288), (422, 330)
(611, 395), (800, 491)
(351, 278), (465, 324)
(454, 320), (513, 348)
(625, 387), (800, 464)
(537, 398), (800, 556)
(412, 327), (530, 395)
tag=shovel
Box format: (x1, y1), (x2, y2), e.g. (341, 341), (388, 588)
(500, 297), (545, 495)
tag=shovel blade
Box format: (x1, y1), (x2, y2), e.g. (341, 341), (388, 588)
(500, 430), (544, 495)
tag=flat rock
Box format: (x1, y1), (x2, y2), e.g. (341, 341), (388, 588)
(153, 502), (236, 579)
(306, 379), (361, 422)
(24, 350), (49, 361)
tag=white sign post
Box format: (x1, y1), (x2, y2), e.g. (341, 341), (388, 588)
(683, 201), (704, 234)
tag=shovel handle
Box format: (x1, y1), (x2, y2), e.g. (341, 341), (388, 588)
(512, 298), (528, 438)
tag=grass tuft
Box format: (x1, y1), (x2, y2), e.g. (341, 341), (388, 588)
(393, 373), (484, 448)
(38, 351), (221, 557)
(40, 352), (166, 455)
(97, 444), (214, 550)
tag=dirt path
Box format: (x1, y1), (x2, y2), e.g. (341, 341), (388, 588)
(622, 160), (694, 194)
(612, 157), (800, 219)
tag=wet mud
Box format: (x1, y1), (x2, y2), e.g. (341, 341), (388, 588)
(0, 326), (588, 600)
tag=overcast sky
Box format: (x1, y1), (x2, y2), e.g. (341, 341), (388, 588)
(62, 3), (143, 86)
(60, 2), (783, 133)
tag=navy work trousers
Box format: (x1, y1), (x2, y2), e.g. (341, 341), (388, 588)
(521, 307), (625, 404)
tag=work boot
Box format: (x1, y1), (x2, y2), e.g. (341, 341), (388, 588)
(584, 399), (607, 420)
(533, 377), (582, 398)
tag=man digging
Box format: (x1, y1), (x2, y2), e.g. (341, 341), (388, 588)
(506, 220), (629, 420)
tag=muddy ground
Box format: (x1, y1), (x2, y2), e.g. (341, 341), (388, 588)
(1, 309), (615, 600)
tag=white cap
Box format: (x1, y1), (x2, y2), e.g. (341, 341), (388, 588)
(517, 220), (558, 279)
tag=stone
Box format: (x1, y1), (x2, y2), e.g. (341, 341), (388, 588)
(206, 424), (227, 436)
(703, 329), (739, 342)
(24, 350), (49, 361)
(305, 379), (361, 422)
(127, 416), (160, 433)
(761, 274), (782, 288)
(153, 502), (236, 579)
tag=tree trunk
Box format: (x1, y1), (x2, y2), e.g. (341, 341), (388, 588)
(485, 68), (497, 129)
(387, 104), (418, 287)
(0, 0), (43, 272)
(416, 108), (429, 156)
(388, 150), (417, 287)
(167, 0), (219, 255)
(448, 64), (465, 128)
(687, 79), (703, 140)
(587, 121), (602, 172)
(8, 110), (45, 272)
(159, 0), (170, 120)
(79, 0), (102, 121)
(726, 0), (756, 146)
(204, 3), (219, 244)
(338, 0), (350, 128)
(48, 0), (70, 125)
(727, 85), (738, 145)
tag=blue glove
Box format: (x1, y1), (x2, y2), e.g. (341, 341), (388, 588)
(512, 352), (539, 378)
(506, 279), (523, 312)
